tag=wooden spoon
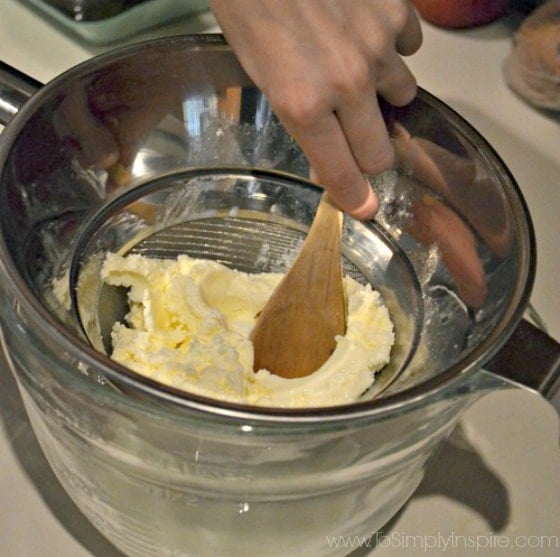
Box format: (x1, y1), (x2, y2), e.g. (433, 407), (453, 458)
(250, 193), (346, 378)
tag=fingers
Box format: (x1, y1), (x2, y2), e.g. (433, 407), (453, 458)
(335, 80), (395, 173)
(396, 2), (423, 56)
(209, 0), (424, 219)
(368, 2), (421, 107)
(286, 109), (379, 219)
(376, 50), (418, 107)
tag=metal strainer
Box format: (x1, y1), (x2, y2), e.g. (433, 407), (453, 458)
(69, 168), (423, 400)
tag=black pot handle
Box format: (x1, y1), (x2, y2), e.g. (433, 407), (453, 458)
(486, 318), (560, 400)
(0, 61), (42, 126)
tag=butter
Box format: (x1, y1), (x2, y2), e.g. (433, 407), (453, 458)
(101, 253), (394, 408)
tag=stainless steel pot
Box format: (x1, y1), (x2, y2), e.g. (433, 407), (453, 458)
(0, 35), (558, 557)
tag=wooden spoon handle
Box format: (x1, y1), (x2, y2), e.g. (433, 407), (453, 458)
(307, 193), (343, 245)
(251, 193), (346, 378)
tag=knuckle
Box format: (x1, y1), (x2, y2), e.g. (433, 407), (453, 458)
(388, 0), (412, 31)
(269, 84), (328, 129)
(368, 32), (395, 66)
(331, 55), (371, 99)
(316, 43), (372, 99)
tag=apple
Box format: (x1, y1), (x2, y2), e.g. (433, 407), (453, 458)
(412, 0), (510, 28)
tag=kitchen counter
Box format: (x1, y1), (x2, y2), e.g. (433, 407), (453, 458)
(0, 2), (559, 556)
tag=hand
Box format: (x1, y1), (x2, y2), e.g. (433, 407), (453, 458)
(209, 0), (422, 219)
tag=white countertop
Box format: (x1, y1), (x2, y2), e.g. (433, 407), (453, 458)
(0, 2), (559, 556)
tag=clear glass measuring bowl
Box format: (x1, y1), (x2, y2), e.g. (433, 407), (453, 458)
(0, 35), (545, 556)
